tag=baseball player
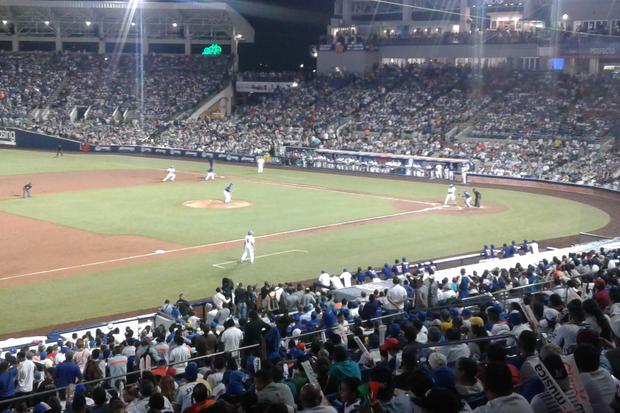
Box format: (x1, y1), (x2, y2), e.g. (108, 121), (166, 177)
(162, 166), (176, 182)
(22, 182), (32, 198)
(443, 184), (456, 206)
(256, 156), (265, 174)
(240, 230), (255, 263)
(55, 144), (63, 157)
(223, 183), (233, 204)
(463, 191), (472, 208)
(205, 161), (215, 181)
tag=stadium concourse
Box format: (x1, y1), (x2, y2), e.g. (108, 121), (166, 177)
(1, 54), (619, 189)
(1, 237), (620, 413)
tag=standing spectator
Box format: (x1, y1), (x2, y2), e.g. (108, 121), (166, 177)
(385, 277), (407, 315)
(169, 335), (190, 377)
(107, 346), (128, 389)
(220, 319), (244, 361)
(0, 360), (17, 403)
(15, 350), (35, 397)
(53, 351), (82, 398)
(182, 383), (214, 413)
(235, 283), (249, 321)
(73, 339), (91, 373)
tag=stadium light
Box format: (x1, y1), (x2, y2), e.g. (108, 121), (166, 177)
(300, 64), (304, 68)
(1, 20), (7, 25)
(235, 33), (243, 40)
(85, 21), (91, 27)
(562, 14), (569, 21)
(44, 20), (50, 26)
(172, 22), (178, 28)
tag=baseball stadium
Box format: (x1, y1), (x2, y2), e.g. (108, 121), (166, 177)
(0, 1), (619, 413)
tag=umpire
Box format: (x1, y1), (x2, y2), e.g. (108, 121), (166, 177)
(473, 188), (481, 207)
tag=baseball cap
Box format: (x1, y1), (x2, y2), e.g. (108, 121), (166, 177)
(185, 362), (198, 382)
(469, 316), (484, 327)
(379, 338), (400, 352)
(594, 277), (606, 287)
(543, 308), (559, 322)
(75, 384), (87, 395)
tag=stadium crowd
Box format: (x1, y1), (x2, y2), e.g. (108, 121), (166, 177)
(0, 51), (618, 189)
(1, 245), (620, 413)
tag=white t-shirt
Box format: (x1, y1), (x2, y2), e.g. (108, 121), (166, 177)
(257, 158), (265, 166)
(331, 275), (345, 289)
(318, 272), (331, 287)
(16, 359), (35, 393)
(221, 327), (244, 352)
(175, 382), (197, 413)
(340, 271), (352, 288)
(169, 345), (190, 375)
(386, 284), (408, 310)
(580, 368), (616, 413)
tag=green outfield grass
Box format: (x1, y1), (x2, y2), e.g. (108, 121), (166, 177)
(0, 149), (612, 334)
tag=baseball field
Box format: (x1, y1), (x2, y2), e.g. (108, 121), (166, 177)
(0, 149), (617, 337)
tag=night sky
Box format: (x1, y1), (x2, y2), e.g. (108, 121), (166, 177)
(228, 0), (334, 71)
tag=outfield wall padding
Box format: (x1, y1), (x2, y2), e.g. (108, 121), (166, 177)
(2, 127), (81, 151)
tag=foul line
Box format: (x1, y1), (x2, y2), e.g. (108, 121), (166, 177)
(212, 249), (309, 268)
(0, 205), (443, 282)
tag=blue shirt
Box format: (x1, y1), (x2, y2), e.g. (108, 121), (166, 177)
(53, 361), (82, 388)
(0, 367), (17, 398)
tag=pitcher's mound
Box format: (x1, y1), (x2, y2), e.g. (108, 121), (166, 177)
(183, 199), (252, 209)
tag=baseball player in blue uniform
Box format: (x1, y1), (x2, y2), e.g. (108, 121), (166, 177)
(224, 183), (233, 203)
(241, 230), (255, 263)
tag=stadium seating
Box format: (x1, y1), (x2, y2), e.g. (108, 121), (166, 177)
(1, 242), (619, 413)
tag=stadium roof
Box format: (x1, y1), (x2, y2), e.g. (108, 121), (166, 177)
(0, 0), (254, 44)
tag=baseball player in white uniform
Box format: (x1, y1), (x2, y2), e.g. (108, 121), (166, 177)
(241, 230), (255, 263)
(257, 156), (265, 174)
(205, 164), (215, 181)
(162, 166), (176, 182)
(224, 183), (233, 204)
(444, 184), (456, 206)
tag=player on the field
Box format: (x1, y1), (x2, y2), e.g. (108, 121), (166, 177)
(223, 183), (233, 203)
(55, 144), (63, 157)
(443, 184), (456, 206)
(473, 188), (482, 207)
(257, 156), (265, 174)
(162, 166), (176, 182)
(205, 160), (215, 181)
(463, 191), (472, 208)
(240, 230), (255, 263)
(22, 182), (32, 198)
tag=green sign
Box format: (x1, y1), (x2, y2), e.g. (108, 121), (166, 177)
(202, 44), (222, 56)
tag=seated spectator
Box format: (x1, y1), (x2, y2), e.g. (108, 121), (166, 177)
(574, 343), (616, 413)
(472, 363), (533, 413)
(255, 368), (295, 409)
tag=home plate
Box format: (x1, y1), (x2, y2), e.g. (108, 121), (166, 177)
(155, 250), (166, 254)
